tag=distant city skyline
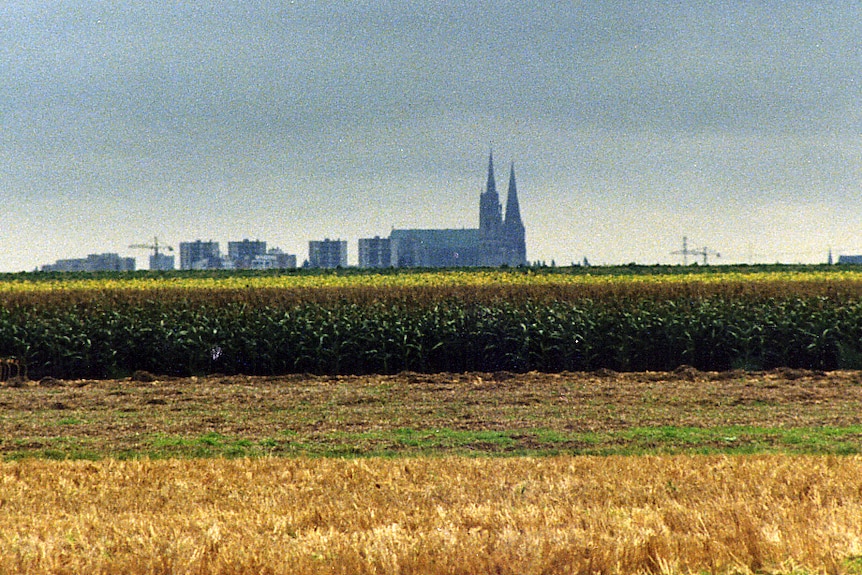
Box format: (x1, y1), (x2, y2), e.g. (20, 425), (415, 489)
(3, 2), (862, 272)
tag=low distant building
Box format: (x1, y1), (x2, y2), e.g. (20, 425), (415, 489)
(228, 239), (267, 269)
(358, 236), (396, 268)
(42, 259), (86, 272)
(838, 255), (862, 264)
(42, 253), (136, 272)
(308, 239), (348, 268)
(389, 228), (481, 267)
(250, 249), (297, 270)
(179, 240), (221, 270)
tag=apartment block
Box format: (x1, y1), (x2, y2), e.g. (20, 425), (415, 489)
(308, 238), (348, 268)
(179, 240), (221, 270)
(228, 239), (267, 269)
(358, 236), (395, 268)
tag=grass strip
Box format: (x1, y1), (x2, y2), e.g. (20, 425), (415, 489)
(4, 425), (861, 460)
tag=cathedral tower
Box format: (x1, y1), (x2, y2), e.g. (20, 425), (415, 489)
(479, 152), (503, 237)
(503, 162), (527, 265)
(388, 151), (527, 268)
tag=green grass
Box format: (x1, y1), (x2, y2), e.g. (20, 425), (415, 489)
(845, 555), (862, 575)
(5, 425), (861, 460)
(55, 417), (85, 426)
(146, 432), (267, 458)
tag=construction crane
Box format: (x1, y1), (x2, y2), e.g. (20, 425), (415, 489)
(672, 236), (720, 265)
(690, 246), (720, 265)
(672, 236), (694, 265)
(129, 237), (175, 271)
(129, 237), (174, 257)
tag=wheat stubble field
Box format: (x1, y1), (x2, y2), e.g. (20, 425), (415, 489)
(2, 454), (862, 575)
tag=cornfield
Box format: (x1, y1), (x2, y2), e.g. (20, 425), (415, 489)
(3, 267), (862, 378)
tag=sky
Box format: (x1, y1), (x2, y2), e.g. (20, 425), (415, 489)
(2, 1), (862, 271)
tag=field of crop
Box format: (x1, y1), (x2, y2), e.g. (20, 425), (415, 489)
(3, 455), (862, 575)
(4, 265), (862, 378)
(2, 266), (862, 574)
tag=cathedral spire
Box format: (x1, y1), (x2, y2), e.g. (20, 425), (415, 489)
(485, 150), (497, 196)
(504, 162), (522, 227)
(503, 161), (527, 266)
(479, 150), (502, 234)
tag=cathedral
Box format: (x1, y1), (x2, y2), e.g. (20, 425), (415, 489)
(389, 153), (527, 267)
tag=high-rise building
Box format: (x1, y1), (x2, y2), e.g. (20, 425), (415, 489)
(179, 240), (221, 270)
(149, 253), (175, 271)
(358, 236), (395, 268)
(308, 239), (348, 268)
(389, 152), (527, 267)
(228, 239), (267, 269)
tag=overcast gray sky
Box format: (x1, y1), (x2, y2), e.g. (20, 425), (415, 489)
(2, 1), (861, 270)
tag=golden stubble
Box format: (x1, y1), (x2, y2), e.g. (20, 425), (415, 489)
(1, 455), (861, 575)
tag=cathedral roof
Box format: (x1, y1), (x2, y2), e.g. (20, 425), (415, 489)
(390, 228), (481, 248)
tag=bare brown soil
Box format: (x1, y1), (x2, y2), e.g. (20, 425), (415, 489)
(2, 368), (862, 458)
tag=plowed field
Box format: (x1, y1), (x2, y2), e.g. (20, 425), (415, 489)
(2, 368), (861, 458)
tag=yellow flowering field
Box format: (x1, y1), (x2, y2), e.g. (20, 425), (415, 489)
(0, 266), (861, 290)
